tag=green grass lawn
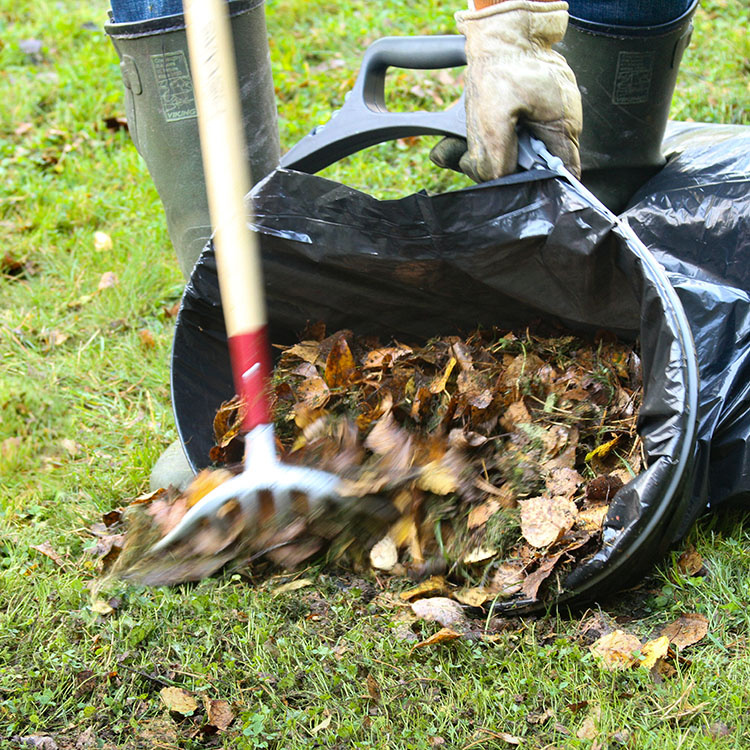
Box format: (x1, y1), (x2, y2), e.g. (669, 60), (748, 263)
(1, 0), (749, 747)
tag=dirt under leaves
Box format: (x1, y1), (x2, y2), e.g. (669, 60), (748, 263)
(107, 325), (643, 607)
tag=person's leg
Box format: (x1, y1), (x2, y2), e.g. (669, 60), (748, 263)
(105, 0), (280, 489)
(558, 0), (699, 211)
(569, 1), (694, 27)
(110, 0), (184, 23)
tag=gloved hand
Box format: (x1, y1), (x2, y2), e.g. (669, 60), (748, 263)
(431, 0), (583, 181)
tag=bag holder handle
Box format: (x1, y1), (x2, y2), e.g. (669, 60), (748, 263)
(281, 35), (469, 174)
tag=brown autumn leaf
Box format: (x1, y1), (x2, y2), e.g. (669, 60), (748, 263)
(545, 467), (583, 499)
(576, 504), (609, 532)
(273, 578), (314, 595)
(520, 496), (578, 548)
(411, 627), (462, 651)
(366, 673), (381, 703)
(521, 551), (565, 600)
(285, 340), (322, 365)
(491, 562), (525, 598)
(324, 336), (356, 388)
(30, 541), (66, 569)
(500, 400), (531, 432)
(590, 629), (642, 670)
(159, 686), (198, 716)
(677, 546), (704, 577)
(362, 345), (412, 369)
(296, 376), (330, 409)
(429, 356), (456, 394)
(138, 329), (156, 349)
(202, 697), (234, 731)
(467, 498), (502, 529)
(411, 597), (465, 628)
(660, 613), (709, 649)
(454, 586), (492, 607)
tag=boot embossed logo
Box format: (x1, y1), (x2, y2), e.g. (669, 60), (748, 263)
(151, 50), (197, 122)
(612, 50), (654, 105)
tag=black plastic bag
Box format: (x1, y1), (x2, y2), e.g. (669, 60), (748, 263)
(623, 123), (750, 536)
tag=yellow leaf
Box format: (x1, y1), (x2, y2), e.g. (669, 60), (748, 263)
(91, 599), (114, 616)
(429, 356), (456, 394)
(639, 635), (670, 669)
(416, 460), (457, 495)
(324, 337), (356, 388)
(159, 686), (198, 715)
(93, 231), (113, 252)
(585, 435), (621, 462)
(399, 576), (448, 601)
(273, 579), (314, 596)
(590, 629), (642, 670)
(520, 496), (577, 548)
(454, 587), (492, 607)
(411, 627), (461, 651)
(462, 546), (497, 565)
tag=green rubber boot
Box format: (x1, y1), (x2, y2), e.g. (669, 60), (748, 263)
(105, 0), (280, 279)
(556, 0), (697, 213)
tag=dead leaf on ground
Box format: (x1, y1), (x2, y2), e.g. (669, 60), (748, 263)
(576, 703), (601, 740)
(462, 546), (497, 565)
(11, 736), (58, 750)
(370, 536), (398, 571)
(520, 496), (577, 548)
(324, 336), (356, 388)
(545, 467), (582, 499)
(521, 551), (565, 600)
(138, 329), (156, 349)
(202, 697), (234, 731)
(273, 578), (314, 595)
(677, 546), (704, 577)
(97, 271), (118, 290)
(639, 635), (670, 670)
(30, 541), (66, 569)
(454, 586), (492, 607)
(590, 629), (642, 670)
(399, 576), (448, 601)
(411, 627), (462, 651)
(411, 597), (465, 627)
(366, 673), (381, 702)
(93, 231), (113, 252)
(91, 599), (115, 616)
(159, 686), (198, 716)
(660, 613), (709, 649)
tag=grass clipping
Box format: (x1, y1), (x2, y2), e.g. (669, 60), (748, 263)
(110, 327), (643, 603)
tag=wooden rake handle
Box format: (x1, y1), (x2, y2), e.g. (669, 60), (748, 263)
(184, 0), (271, 431)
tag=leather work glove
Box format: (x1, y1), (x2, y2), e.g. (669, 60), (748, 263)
(431, 0), (583, 181)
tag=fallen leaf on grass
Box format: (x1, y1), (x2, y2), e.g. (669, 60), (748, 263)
(590, 629), (642, 670)
(399, 576), (448, 601)
(310, 712), (332, 735)
(520, 496), (577, 548)
(370, 536), (398, 571)
(93, 231), (113, 252)
(97, 271), (118, 290)
(160, 686), (198, 716)
(411, 597), (465, 627)
(138, 329), (156, 349)
(660, 613), (709, 649)
(202, 697), (234, 731)
(11, 736), (58, 750)
(91, 599), (114, 616)
(273, 579), (313, 595)
(520, 551), (565, 600)
(411, 627), (462, 651)
(366, 673), (381, 702)
(677, 547), (704, 577)
(30, 541), (65, 569)
(639, 635), (670, 670)
(454, 586), (492, 607)
(462, 546), (497, 565)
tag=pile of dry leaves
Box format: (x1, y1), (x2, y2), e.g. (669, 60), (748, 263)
(105, 325), (643, 607)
